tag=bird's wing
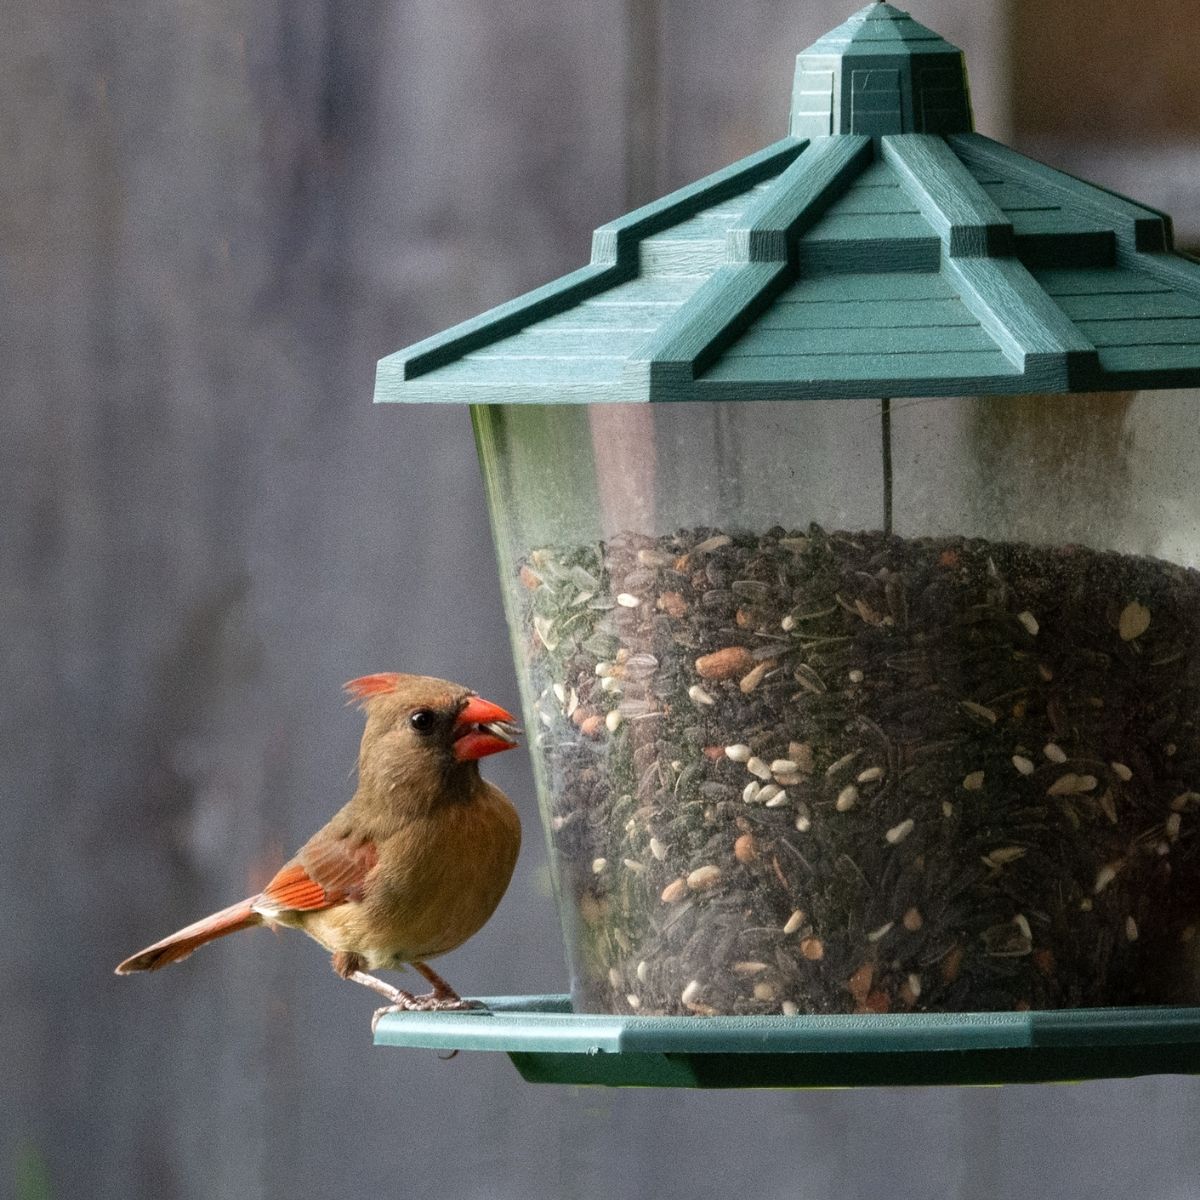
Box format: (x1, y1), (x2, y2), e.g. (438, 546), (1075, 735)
(258, 829), (379, 913)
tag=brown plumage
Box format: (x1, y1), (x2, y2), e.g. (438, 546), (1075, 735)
(116, 673), (522, 1022)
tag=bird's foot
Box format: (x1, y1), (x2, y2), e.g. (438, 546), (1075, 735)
(370, 993), (484, 1032)
(409, 992), (486, 1012)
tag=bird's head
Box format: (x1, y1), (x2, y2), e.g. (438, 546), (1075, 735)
(344, 672), (521, 795)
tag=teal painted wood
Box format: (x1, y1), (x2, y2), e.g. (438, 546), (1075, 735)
(534, 307), (660, 332)
(945, 256), (1097, 380)
(1101, 345), (1200, 374)
(1124, 251), (1200, 300)
(1033, 267), (1173, 297)
(471, 329), (647, 358)
(753, 294), (978, 330)
(373, 995), (1200, 1089)
(1077, 318), (1200, 348)
(625, 262), (791, 392)
(375, 5), (1200, 406)
(801, 211), (932, 241)
(1008, 208), (1111, 239)
(631, 136), (872, 391)
(772, 272), (956, 302)
(703, 348), (1016, 384)
(637, 240), (728, 277)
(813, 183), (918, 216)
(882, 133), (1013, 257)
(727, 323), (997, 356)
(587, 139), (805, 262)
(790, 4), (972, 139)
(433, 356), (627, 384)
(1056, 290), (1200, 322)
(949, 133), (1171, 254)
(796, 237), (940, 274)
(729, 135), (872, 263)
(374, 136), (803, 395)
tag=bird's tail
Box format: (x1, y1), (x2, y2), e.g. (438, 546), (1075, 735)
(115, 898), (264, 974)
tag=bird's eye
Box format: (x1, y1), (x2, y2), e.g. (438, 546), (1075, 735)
(408, 708), (437, 734)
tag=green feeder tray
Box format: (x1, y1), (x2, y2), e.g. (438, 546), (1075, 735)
(374, 996), (1200, 1088)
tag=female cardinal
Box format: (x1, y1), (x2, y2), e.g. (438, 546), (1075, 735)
(116, 673), (522, 1024)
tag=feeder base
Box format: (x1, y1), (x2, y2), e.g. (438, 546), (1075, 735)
(372, 995), (1200, 1089)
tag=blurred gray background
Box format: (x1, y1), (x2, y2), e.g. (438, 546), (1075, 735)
(6, 1), (1200, 1198)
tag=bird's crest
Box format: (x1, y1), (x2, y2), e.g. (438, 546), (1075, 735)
(343, 673), (403, 704)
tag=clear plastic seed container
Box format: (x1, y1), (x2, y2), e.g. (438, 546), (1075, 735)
(474, 393), (1200, 1016)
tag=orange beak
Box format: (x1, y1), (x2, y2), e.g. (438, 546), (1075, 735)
(452, 696), (521, 762)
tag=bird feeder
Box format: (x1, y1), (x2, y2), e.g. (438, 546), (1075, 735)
(373, 2), (1200, 1086)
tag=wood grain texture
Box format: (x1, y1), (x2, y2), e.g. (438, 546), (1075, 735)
(945, 256), (1097, 379)
(627, 261), (790, 386)
(949, 132), (1171, 253)
(729, 134), (872, 262)
(378, 138), (801, 386)
(882, 133), (1014, 256)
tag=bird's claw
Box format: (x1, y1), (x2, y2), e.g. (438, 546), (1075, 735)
(371, 993), (485, 1033)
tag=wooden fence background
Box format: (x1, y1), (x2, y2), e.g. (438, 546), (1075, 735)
(5, 2), (1200, 1197)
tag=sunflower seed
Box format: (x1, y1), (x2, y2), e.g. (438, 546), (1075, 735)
(687, 865), (721, 891)
(960, 700), (998, 724)
(826, 751), (861, 779)
(983, 846), (1027, 868)
(661, 878), (688, 903)
(1047, 772), (1097, 796)
(746, 757), (773, 780)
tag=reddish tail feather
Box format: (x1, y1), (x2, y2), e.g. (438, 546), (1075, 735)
(115, 899), (263, 974)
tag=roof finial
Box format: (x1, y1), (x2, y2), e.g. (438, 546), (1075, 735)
(791, 2), (973, 137)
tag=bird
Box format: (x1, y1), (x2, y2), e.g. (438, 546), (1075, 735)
(116, 672), (522, 1026)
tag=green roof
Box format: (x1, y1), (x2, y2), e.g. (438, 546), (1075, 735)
(376, 3), (1200, 405)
